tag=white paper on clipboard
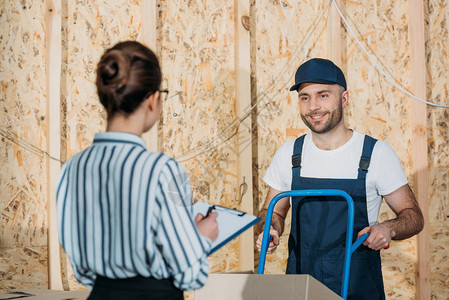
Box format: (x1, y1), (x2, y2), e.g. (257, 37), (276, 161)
(192, 201), (261, 255)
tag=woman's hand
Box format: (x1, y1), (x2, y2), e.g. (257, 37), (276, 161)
(195, 212), (219, 242)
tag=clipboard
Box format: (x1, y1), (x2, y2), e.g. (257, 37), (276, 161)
(193, 201), (261, 255)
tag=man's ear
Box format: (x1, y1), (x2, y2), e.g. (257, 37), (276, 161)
(341, 90), (349, 107)
(146, 91), (160, 112)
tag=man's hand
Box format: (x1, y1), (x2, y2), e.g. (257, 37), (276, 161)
(256, 226), (280, 254)
(357, 223), (392, 251)
(195, 212), (219, 242)
(255, 187), (290, 254)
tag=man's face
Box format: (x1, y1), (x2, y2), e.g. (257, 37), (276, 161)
(297, 83), (347, 134)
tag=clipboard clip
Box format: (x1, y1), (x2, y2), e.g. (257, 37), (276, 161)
(205, 204), (247, 217)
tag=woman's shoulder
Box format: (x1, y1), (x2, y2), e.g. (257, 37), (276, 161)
(145, 152), (178, 165)
(142, 152), (187, 175)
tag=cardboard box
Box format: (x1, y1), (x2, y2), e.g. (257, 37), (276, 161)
(194, 273), (342, 300)
(0, 289), (89, 300)
(1, 274), (342, 300)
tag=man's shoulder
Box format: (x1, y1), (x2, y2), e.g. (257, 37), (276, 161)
(352, 130), (369, 141)
(352, 131), (386, 150)
(354, 130), (390, 143)
(269, 139), (297, 166)
(276, 139), (297, 155)
(355, 132), (399, 164)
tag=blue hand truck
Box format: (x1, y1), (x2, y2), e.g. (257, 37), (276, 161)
(257, 190), (370, 300)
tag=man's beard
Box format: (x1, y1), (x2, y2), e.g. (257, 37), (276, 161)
(300, 98), (343, 134)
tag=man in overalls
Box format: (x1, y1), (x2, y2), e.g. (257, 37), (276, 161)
(256, 58), (424, 299)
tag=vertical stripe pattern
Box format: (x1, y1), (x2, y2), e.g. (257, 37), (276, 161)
(56, 132), (211, 291)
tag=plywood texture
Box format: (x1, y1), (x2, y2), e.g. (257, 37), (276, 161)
(252, 0), (333, 273)
(64, 0), (142, 158)
(343, 1), (416, 299)
(0, 0), (49, 289)
(1, 0), (448, 297)
(425, 0), (449, 298)
(158, 0), (240, 272)
(0, 247), (48, 289)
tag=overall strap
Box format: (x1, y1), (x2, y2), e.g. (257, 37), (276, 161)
(292, 135), (306, 179)
(358, 135), (377, 179)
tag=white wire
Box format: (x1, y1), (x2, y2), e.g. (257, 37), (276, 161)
(1, 1), (332, 164)
(0, 127), (64, 163)
(0, 93), (185, 164)
(176, 0), (332, 162)
(332, 0), (449, 108)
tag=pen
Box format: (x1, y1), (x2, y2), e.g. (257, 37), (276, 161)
(205, 205), (215, 218)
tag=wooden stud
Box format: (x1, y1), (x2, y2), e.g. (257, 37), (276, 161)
(140, 0), (159, 152)
(328, 0), (342, 66)
(46, 0), (63, 290)
(408, 0), (431, 299)
(235, 0), (254, 272)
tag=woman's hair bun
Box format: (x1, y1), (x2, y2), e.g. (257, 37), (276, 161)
(96, 41), (161, 117)
(97, 49), (130, 94)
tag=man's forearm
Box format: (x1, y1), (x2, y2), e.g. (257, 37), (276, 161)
(382, 206), (424, 240)
(257, 208), (285, 235)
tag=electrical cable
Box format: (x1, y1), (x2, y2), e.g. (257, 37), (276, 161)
(5, 0), (446, 166)
(176, 0), (332, 162)
(332, 0), (449, 108)
(0, 127), (64, 163)
(0, 92), (182, 164)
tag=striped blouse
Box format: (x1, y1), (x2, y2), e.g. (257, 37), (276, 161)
(56, 132), (211, 291)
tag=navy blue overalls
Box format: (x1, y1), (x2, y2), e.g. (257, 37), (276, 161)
(286, 134), (385, 300)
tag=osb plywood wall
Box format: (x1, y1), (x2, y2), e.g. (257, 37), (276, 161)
(1, 0), (448, 299)
(0, 1), (49, 289)
(157, 0), (240, 272)
(344, 1), (417, 299)
(64, 0), (142, 159)
(426, 0), (449, 296)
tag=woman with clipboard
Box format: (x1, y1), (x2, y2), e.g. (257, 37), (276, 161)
(56, 41), (218, 299)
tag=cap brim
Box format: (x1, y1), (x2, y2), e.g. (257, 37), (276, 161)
(289, 79), (345, 92)
(289, 83), (300, 91)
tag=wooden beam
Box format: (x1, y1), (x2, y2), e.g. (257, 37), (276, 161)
(408, 0), (431, 299)
(328, 0), (342, 66)
(234, 0), (254, 272)
(140, 0), (159, 152)
(46, 0), (63, 290)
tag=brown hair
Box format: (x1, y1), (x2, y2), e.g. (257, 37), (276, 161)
(96, 41), (161, 117)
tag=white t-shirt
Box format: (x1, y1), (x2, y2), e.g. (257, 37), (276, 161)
(263, 131), (408, 225)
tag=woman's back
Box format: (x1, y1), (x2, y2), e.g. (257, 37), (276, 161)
(57, 131), (211, 292)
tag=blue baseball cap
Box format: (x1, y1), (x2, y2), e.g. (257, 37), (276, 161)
(290, 58), (347, 91)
